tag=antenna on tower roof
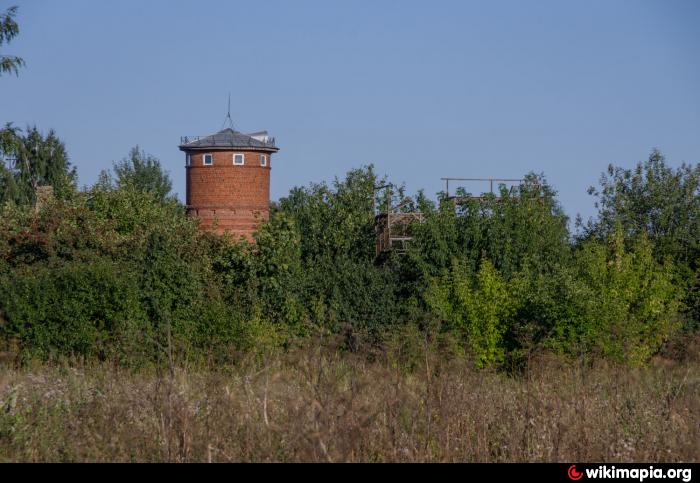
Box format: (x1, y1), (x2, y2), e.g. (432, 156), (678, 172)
(221, 93), (235, 130)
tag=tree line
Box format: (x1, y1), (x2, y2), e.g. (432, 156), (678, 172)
(0, 125), (697, 368)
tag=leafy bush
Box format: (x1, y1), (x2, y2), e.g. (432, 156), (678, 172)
(0, 187), (252, 364)
(566, 232), (682, 365)
(426, 258), (523, 367)
(0, 259), (148, 360)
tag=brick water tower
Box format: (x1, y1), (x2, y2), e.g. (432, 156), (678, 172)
(179, 126), (279, 239)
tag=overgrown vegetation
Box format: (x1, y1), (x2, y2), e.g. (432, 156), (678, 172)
(1, 6), (696, 372)
(0, 137), (698, 369)
(0, 343), (697, 462)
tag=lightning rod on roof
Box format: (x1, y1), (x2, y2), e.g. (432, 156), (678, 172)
(221, 92), (235, 130)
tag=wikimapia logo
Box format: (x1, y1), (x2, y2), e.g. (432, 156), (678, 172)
(568, 465), (583, 481)
(567, 465), (693, 482)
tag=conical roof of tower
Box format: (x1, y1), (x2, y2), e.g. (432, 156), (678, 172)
(179, 128), (278, 152)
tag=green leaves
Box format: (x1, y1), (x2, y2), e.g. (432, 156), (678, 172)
(101, 146), (175, 203)
(583, 149), (700, 331)
(426, 258), (523, 367)
(409, 173), (570, 280)
(278, 165), (379, 261)
(0, 259), (148, 360)
(0, 187), (234, 364)
(569, 232), (682, 365)
(0, 155), (693, 368)
(0, 126), (76, 206)
(0, 6), (24, 76)
(584, 149), (700, 264)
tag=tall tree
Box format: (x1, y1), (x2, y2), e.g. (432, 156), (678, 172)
(0, 6), (24, 76)
(101, 146), (173, 202)
(582, 149), (700, 265)
(0, 126), (76, 205)
(278, 165), (381, 261)
(582, 149), (700, 328)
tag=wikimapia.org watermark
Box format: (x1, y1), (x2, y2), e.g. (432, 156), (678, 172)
(568, 465), (692, 482)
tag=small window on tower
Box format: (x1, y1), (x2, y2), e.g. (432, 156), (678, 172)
(203, 154), (213, 166)
(260, 154), (267, 166)
(186, 154), (192, 166)
(233, 153), (245, 165)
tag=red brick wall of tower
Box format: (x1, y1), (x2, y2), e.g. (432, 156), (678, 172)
(184, 150), (272, 240)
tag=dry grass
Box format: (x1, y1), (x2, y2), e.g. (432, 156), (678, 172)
(0, 346), (698, 462)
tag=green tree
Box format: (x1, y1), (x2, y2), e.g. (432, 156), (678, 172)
(271, 166), (407, 339)
(0, 6), (24, 76)
(426, 258), (522, 367)
(278, 165), (380, 261)
(582, 149), (700, 327)
(0, 126), (76, 206)
(565, 231), (682, 365)
(100, 146), (174, 202)
(408, 173), (570, 283)
(0, 187), (241, 364)
(582, 149), (700, 264)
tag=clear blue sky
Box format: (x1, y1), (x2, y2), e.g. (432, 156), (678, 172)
(2, 0), (699, 223)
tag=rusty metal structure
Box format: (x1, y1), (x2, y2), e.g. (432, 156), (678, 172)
(374, 186), (423, 255)
(375, 206), (423, 255)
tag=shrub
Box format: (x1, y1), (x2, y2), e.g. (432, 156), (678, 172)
(426, 258), (522, 367)
(567, 232), (682, 365)
(0, 259), (149, 361)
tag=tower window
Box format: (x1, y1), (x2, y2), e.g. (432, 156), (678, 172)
(233, 153), (245, 165)
(260, 154), (267, 166)
(186, 154), (192, 166)
(203, 154), (213, 166)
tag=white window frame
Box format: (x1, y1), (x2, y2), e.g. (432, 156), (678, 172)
(233, 153), (245, 165)
(203, 153), (213, 166)
(260, 154), (267, 167)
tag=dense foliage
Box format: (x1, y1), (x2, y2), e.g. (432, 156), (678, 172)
(0, 125), (76, 205)
(0, 136), (696, 368)
(580, 149), (700, 330)
(97, 146), (175, 203)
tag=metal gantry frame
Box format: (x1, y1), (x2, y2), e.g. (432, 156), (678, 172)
(374, 185), (424, 255)
(375, 203), (424, 255)
(441, 177), (526, 202)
